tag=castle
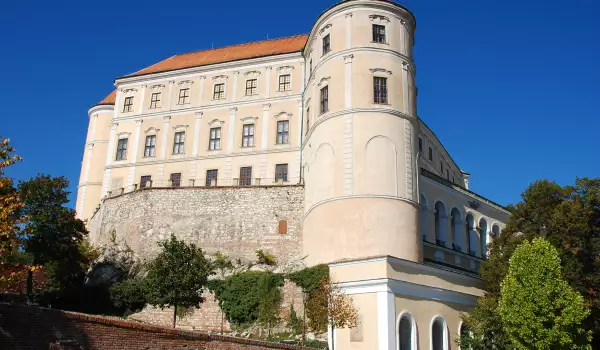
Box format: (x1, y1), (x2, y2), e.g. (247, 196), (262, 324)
(77, 1), (510, 349)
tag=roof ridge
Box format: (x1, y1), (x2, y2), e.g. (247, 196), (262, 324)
(175, 33), (309, 57)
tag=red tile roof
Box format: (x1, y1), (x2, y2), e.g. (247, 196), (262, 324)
(94, 35), (308, 106)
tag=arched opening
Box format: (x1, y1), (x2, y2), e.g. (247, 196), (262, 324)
(450, 208), (463, 251)
(434, 201), (447, 247)
(466, 214), (478, 256)
(479, 218), (488, 258)
(492, 224), (500, 238)
(420, 194), (429, 241)
(431, 317), (447, 350)
(398, 313), (416, 350)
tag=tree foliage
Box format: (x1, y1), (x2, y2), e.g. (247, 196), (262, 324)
(257, 272), (283, 336)
(461, 178), (600, 348)
(144, 235), (214, 327)
(109, 278), (148, 313)
(499, 238), (591, 349)
(0, 137), (23, 261)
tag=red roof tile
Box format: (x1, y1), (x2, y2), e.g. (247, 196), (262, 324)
(97, 90), (116, 105)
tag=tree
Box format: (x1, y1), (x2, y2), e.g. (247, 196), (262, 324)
(257, 272), (283, 336)
(212, 251), (234, 278)
(308, 278), (358, 350)
(460, 178), (600, 348)
(499, 238), (591, 349)
(0, 137), (23, 261)
(109, 278), (148, 314)
(18, 175), (90, 301)
(144, 235), (214, 328)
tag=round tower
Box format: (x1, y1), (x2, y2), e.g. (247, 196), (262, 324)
(302, 0), (419, 265)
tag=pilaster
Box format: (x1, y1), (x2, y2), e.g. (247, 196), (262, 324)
(167, 80), (174, 111)
(260, 103), (271, 180)
(198, 76), (206, 106)
(227, 108), (237, 153)
(232, 71), (239, 102)
(265, 66), (272, 98)
(127, 119), (143, 187)
(345, 12), (353, 49)
(139, 85), (147, 115)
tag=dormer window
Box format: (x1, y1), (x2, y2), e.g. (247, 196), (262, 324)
(372, 24), (386, 43)
(322, 34), (331, 55)
(123, 96), (134, 113)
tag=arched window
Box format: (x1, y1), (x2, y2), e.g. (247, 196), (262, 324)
(492, 224), (500, 238)
(434, 201), (447, 247)
(431, 317), (448, 350)
(450, 208), (463, 251)
(479, 218), (488, 258)
(466, 214), (478, 256)
(420, 194), (429, 241)
(398, 313), (416, 350)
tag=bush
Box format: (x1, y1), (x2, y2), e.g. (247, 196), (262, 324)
(287, 265), (328, 294)
(110, 278), (147, 314)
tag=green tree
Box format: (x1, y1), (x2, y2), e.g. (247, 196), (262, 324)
(287, 304), (302, 334)
(499, 238), (591, 349)
(144, 235), (214, 328)
(109, 278), (148, 314)
(460, 178), (600, 348)
(18, 174), (90, 301)
(257, 272), (283, 336)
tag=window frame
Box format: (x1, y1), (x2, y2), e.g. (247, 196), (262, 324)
(123, 96), (134, 113)
(144, 135), (157, 158)
(140, 175), (152, 189)
(275, 164), (288, 182)
(150, 92), (161, 109)
(320, 86), (329, 114)
(245, 79), (258, 96)
(213, 83), (226, 100)
(278, 74), (291, 92)
(322, 34), (331, 55)
(242, 124), (255, 147)
(173, 131), (185, 155)
(239, 166), (252, 186)
(178, 88), (190, 105)
(428, 147), (433, 161)
(276, 120), (289, 145)
(373, 76), (388, 104)
(115, 138), (128, 161)
(170, 173), (182, 187)
(372, 24), (387, 43)
(209, 127), (221, 150)
(206, 169), (218, 186)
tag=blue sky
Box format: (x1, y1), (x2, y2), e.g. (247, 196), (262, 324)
(1, 0), (598, 207)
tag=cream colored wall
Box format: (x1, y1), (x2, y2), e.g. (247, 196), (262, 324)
(334, 292), (380, 350)
(418, 122), (466, 187)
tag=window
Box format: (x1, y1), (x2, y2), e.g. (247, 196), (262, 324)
(398, 314), (414, 350)
(276, 121), (289, 144)
(123, 96), (134, 112)
(239, 166), (252, 186)
(213, 83), (225, 100)
(242, 124), (255, 147)
(209, 127), (221, 150)
(278, 220), (288, 235)
(431, 318), (447, 350)
(372, 24), (386, 43)
(440, 161), (443, 172)
(275, 164), (288, 182)
(178, 88), (190, 105)
(115, 138), (128, 161)
(309, 59), (313, 73)
(320, 86), (329, 114)
(144, 135), (156, 157)
(428, 147), (433, 161)
(373, 77), (388, 104)
(150, 92), (161, 109)
(322, 34), (331, 55)
(173, 131), (185, 154)
(418, 138), (423, 152)
(305, 108), (310, 135)
(278, 74), (291, 91)
(140, 175), (151, 189)
(206, 169), (218, 186)
(170, 173), (181, 187)
(245, 79), (258, 95)
(446, 169), (449, 180)
(434, 201), (447, 247)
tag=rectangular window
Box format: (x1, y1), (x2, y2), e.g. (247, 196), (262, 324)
(206, 169), (218, 186)
(440, 161), (443, 172)
(320, 86), (329, 114)
(372, 24), (386, 43)
(276, 121), (289, 144)
(418, 138), (423, 152)
(245, 79), (258, 95)
(446, 169), (450, 180)
(275, 164), (288, 182)
(150, 92), (161, 109)
(322, 34), (331, 55)
(209, 127), (221, 150)
(115, 138), (128, 161)
(373, 77), (388, 104)
(428, 147), (433, 161)
(173, 131), (185, 154)
(140, 175), (151, 189)
(144, 135), (156, 157)
(310, 59), (313, 73)
(278, 74), (291, 91)
(170, 173), (181, 187)
(278, 220), (288, 235)
(239, 167), (252, 186)
(123, 96), (134, 112)
(242, 124), (255, 147)
(178, 88), (190, 105)
(305, 108), (310, 135)
(213, 83), (225, 100)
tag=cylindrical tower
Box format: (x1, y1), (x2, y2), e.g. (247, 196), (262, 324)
(302, 0), (418, 265)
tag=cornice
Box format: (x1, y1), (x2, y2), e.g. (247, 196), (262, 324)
(88, 104), (115, 117)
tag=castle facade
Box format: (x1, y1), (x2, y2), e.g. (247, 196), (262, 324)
(78, 1), (510, 349)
